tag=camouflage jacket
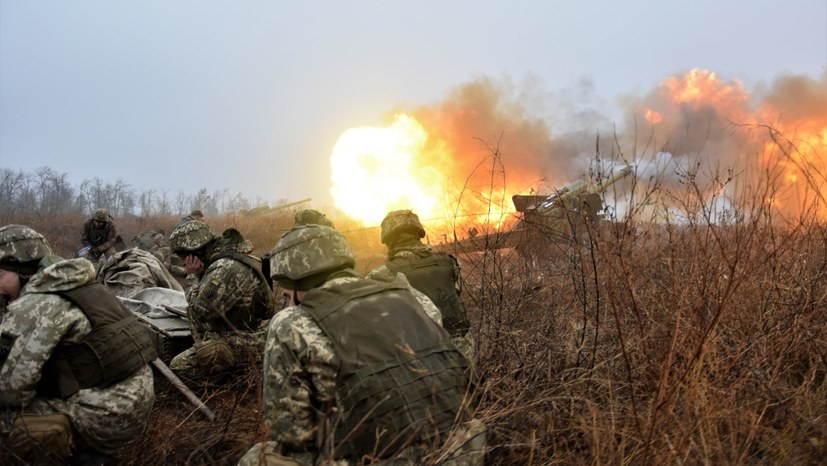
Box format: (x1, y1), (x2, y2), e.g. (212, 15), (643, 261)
(0, 258), (155, 453)
(258, 274), (443, 459)
(98, 248), (184, 298)
(80, 218), (117, 250)
(187, 238), (273, 339)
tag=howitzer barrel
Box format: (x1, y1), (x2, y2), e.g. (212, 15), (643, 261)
(536, 165), (633, 212)
(590, 165), (633, 194)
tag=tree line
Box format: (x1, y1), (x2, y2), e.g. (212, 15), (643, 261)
(0, 166), (272, 219)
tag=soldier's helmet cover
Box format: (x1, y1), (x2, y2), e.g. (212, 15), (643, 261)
(380, 209), (426, 245)
(0, 224), (53, 264)
(93, 208), (109, 222)
(270, 225), (354, 288)
(294, 209), (334, 228)
(169, 220), (215, 253)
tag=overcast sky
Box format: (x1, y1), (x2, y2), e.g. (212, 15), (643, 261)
(1, 0), (824, 209)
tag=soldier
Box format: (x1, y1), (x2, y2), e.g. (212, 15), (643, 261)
(0, 225), (157, 464)
(80, 208), (118, 259)
(370, 209), (474, 357)
(175, 209), (206, 228)
(134, 229), (188, 285)
(238, 224), (485, 466)
(293, 208), (334, 228)
(168, 220), (275, 382)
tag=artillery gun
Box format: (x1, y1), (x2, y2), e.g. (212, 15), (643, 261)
(437, 165), (633, 259)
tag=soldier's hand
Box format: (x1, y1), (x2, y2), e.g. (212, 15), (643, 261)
(183, 255), (204, 275)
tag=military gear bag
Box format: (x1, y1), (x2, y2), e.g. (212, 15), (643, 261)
(38, 283), (158, 398)
(386, 252), (470, 337)
(301, 278), (470, 460)
(9, 413), (74, 463)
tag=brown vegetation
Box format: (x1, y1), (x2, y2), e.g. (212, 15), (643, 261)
(3, 162), (827, 465)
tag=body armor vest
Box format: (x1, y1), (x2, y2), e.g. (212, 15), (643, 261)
(84, 222), (111, 247)
(207, 252), (275, 329)
(300, 278), (470, 460)
(38, 283), (157, 399)
(386, 252), (470, 337)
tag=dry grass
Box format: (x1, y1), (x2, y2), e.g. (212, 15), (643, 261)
(4, 172), (827, 465)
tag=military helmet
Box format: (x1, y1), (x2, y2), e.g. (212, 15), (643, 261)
(380, 209), (426, 244)
(0, 224), (53, 265)
(270, 225), (354, 289)
(294, 209), (334, 228)
(93, 208), (109, 222)
(169, 220), (215, 253)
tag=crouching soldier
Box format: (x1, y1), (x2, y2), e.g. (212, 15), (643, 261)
(168, 221), (275, 383)
(238, 225), (485, 466)
(0, 225), (157, 464)
(370, 209), (474, 359)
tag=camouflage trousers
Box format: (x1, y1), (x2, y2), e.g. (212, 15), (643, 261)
(453, 332), (476, 361)
(236, 419), (486, 466)
(1, 365), (155, 456)
(170, 330), (266, 383)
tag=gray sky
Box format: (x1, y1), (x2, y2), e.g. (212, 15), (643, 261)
(1, 0), (825, 209)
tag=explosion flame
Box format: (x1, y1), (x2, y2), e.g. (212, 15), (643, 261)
(330, 70), (827, 236)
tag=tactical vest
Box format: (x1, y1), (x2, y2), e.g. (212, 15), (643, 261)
(301, 278), (470, 460)
(207, 252), (275, 329)
(38, 283), (158, 399)
(85, 222), (111, 247)
(386, 253), (470, 337)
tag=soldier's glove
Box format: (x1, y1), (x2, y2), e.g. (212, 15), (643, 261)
(9, 413), (75, 463)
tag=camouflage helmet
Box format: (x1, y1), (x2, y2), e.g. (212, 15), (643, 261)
(0, 224), (53, 265)
(270, 225), (354, 290)
(93, 208), (109, 222)
(380, 209), (426, 244)
(294, 209), (334, 228)
(169, 220), (215, 253)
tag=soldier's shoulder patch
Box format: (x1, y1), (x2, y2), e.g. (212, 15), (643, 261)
(1, 331), (18, 367)
(203, 279), (221, 301)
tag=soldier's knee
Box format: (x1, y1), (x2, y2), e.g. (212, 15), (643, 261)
(194, 339), (236, 372)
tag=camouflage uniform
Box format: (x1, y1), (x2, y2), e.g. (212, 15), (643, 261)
(293, 209), (334, 228)
(238, 225), (485, 466)
(371, 210), (475, 359)
(97, 247), (184, 298)
(169, 222), (274, 381)
(80, 208), (118, 257)
(138, 230), (190, 288)
(0, 249), (155, 457)
(174, 209), (206, 229)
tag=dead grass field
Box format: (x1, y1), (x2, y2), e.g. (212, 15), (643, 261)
(3, 197), (826, 465)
